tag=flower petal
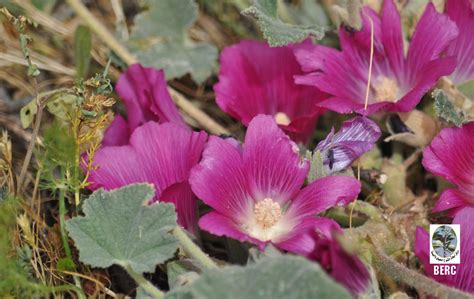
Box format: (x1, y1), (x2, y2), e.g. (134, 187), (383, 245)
(199, 211), (267, 249)
(422, 122), (474, 208)
(276, 217), (340, 256)
(88, 122), (207, 230)
(159, 182), (197, 233)
(394, 57), (457, 112)
(381, 0), (404, 81)
(242, 115), (309, 204)
(189, 136), (252, 221)
(445, 0), (474, 84)
(115, 64), (185, 130)
(451, 207), (474, 293)
(405, 3), (458, 85)
(102, 115), (131, 147)
(286, 176), (361, 219)
(215, 40), (326, 142)
(432, 189), (471, 214)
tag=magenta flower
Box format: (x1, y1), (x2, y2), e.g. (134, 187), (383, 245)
(189, 114), (361, 254)
(415, 207), (474, 294)
(445, 0), (474, 84)
(422, 122), (474, 215)
(88, 121), (207, 232)
(103, 64), (186, 146)
(294, 0), (458, 115)
(306, 221), (369, 295)
(316, 116), (381, 174)
(214, 40), (327, 143)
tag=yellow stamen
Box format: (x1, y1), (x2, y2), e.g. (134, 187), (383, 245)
(373, 77), (399, 102)
(254, 198), (282, 229)
(274, 112), (291, 126)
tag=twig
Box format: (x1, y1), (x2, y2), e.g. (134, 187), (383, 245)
(172, 226), (218, 269)
(13, 0), (72, 36)
(65, 0), (230, 135)
(371, 245), (472, 299)
(16, 91), (43, 194)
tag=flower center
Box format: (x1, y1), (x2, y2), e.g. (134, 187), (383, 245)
(254, 198), (282, 229)
(274, 112), (291, 126)
(373, 77), (399, 102)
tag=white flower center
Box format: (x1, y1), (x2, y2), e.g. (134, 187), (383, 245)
(274, 112), (291, 126)
(373, 77), (399, 102)
(254, 198), (282, 229)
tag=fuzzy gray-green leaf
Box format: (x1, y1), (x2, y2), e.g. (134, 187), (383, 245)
(433, 89), (466, 127)
(66, 184), (178, 274)
(242, 0), (325, 46)
(128, 0), (217, 84)
(166, 256), (351, 299)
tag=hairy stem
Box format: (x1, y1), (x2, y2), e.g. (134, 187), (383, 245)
(124, 265), (164, 299)
(371, 245), (472, 299)
(65, 0), (229, 135)
(172, 226), (218, 269)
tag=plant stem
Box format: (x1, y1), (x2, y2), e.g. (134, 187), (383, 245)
(58, 188), (86, 299)
(371, 245), (472, 299)
(124, 265), (164, 299)
(17, 94), (43, 195)
(172, 226), (218, 269)
(65, 0), (230, 135)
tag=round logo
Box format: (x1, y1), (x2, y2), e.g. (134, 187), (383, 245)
(432, 225), (457, 258)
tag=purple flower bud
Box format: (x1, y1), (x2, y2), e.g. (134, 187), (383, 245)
(316, 116), (381, 174)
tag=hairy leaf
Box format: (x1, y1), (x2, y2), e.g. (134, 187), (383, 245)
(433, 89), (466, 127)
(128, 0), (217, 84)
(166, 256), (351, 299)
(66, 184), (178, 273)
(242, 0), (324, 46)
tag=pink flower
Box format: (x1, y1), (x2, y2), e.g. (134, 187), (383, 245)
(214, 40), (327, 143)
(445, 0), (474, 84)
(422, 122), (474, 215)
(88, 121), (207, 233)
(189, 114), (361, 257)
(305, 221), (370, 295)
(294, 0), (458, 115)
(415, 207), (474, 294)
(103, 64), (186, 146)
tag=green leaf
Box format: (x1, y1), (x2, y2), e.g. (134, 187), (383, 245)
(74, 25), (92, 80)
(457, 80), (474, 100)
(128, 0), (217, 84)
(56, 257), (75, 272)
(167, 260), (200, 290)
(46, 93), (78, 120)
(166, 256), (351, 299)
(285, 0), (329, 28)
(242, 0), (325, 47)
(433, 89), (466, 127)
(66, 184), (178, 273)
(20, 99), (38, 129)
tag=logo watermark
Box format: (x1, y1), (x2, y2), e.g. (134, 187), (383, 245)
(429, 224), (460, 276)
